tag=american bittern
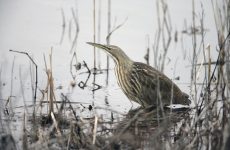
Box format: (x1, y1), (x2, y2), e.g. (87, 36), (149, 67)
(87, 42), (190, 108)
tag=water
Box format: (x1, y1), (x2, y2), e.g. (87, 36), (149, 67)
(0, 0), (222, 148)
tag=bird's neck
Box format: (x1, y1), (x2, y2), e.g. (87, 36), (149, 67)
(115, 58), (133, 70)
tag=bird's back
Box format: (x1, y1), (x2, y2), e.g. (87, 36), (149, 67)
(116, 62), (190, 108)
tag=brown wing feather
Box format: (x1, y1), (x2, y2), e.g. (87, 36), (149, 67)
(130, 62), (184, 107)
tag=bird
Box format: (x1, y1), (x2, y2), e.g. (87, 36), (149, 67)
(87, 42), (191, 108)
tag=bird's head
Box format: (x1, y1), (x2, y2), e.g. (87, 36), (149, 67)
(87, 42), (131, 65)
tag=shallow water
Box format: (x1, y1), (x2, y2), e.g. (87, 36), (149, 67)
(0, 0), (222, 148)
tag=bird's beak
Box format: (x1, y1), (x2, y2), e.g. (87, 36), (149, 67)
(87, 42), (109, 51)
(87, 42), (116, 61)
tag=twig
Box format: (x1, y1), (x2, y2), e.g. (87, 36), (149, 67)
(207, 31), (230, 89)
(92, 115), (98, 144)
(106, 17), (128, 44)
(19, 66), (29, 114)
(60, 93), (79, 122)
(6, 57), (16, 116)
(10, 56), (15, 98)
(9, 49), (38, 109)
(51, 112), (62, 136)
(59, 8), (66, 45)
(106, 0), (112, 86)
(78, 62), (91, 89)
(92, 83), (101, 92)
(22, 111), (28, 150)
(70, 7), (80, 53)
(97, 0), (102, 70)
(160, 0), (172, 72)
(70, 52), (78, 80)
(93, 0), (96, 69)
(144, 35), (150, 65)
(198, 31), (230, 113)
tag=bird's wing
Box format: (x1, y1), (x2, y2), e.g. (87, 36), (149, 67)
(131, 62), (173, 90)
(131, 62), (181, 105)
